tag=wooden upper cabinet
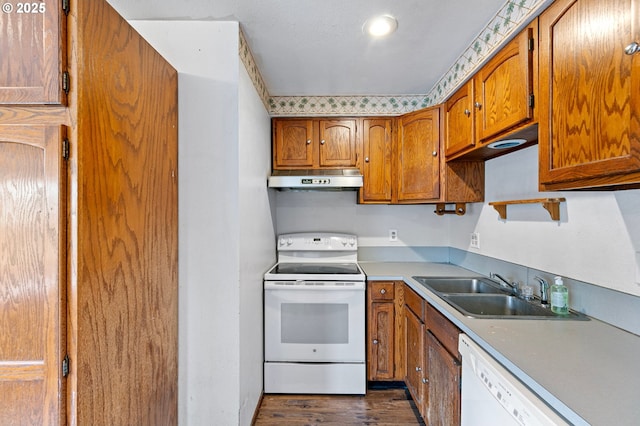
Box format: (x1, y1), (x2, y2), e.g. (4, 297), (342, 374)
(319, 119), (357, 167)
(0, 0), (66, 105)
(445, 22), (538, 161)
(273, 119), (316, 168)
(361, 118), (393, 202)
(445, 80), (475, 157)
(0, 125), (66, 425)
(474, 22), (536, 142)
(272, 118), (357, 169)
(539, 0), (640, 190)
(397, 107), (441, 203)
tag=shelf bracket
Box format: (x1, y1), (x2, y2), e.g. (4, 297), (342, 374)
(488, 198), (566, 220)
(434, 203), (466, 216)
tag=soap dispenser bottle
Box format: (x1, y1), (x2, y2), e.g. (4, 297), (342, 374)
(550, 276), (568, 314)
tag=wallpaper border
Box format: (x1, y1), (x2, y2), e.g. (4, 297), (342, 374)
(239, 0), (552, 117)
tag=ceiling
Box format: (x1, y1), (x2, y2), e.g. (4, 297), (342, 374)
(106, 0), (510, 97)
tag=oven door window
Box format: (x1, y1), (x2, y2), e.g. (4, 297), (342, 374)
(281, 303), (348, 344)
(264, 287), (365, 363)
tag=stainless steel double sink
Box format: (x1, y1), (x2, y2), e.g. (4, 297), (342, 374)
(412, 277), (588, 320)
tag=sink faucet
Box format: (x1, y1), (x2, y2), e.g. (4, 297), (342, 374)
(534, 276), (550, 307)
(490, 272), (519, 296)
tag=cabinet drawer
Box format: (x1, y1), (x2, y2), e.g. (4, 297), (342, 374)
(369, 281), (395, 301)
(404, 284), (425, 321)
(428, 305), (461, 360)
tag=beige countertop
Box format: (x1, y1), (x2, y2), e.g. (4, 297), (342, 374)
(360, 261), (640, 426)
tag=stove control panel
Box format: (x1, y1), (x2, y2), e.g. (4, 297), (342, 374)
(277, 233), (357, 251)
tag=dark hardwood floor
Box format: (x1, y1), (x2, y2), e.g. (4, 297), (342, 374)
(253, 387), (425, 425)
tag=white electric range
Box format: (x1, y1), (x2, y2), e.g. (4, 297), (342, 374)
(263, 232), (366, 394)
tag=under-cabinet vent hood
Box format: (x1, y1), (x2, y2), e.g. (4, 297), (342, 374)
(268, 168), (363, 190)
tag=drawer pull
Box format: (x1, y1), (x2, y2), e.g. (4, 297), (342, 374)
(379, 288), (386, 294)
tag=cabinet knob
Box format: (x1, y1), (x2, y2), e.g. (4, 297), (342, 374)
(379, 288), (386, 294)
(306, 139), (312, 145)
(432, 151), (438, 157)
(625, 42), (640, 55)
(373, 339), (379, 344)
(474, 102), (482, 109)
(422, 378), (429, 384)
(464, 109), (471, 117)
(415, 366), (422, 372)
(320, 139), (326, 145)
(365, 157), (370, 162)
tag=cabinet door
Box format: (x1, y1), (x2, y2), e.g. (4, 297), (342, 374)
(0, 1), (65, 104)
(475, 24), (535, 142)
(539, 0), (640, 189)
(426, 331), (461, 426)
(404, 308), (425, 410)
(445, 80), (475, 157)
(361, 118), (393, 202)
(0, 125), (66, 424)
(396, 107), (440, 202)
(368, 302), (395, 380)
(273, 119), (316, 168)
(319, 119), (357, 167)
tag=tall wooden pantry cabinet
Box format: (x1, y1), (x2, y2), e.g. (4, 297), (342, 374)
(0, 1), (178, 425)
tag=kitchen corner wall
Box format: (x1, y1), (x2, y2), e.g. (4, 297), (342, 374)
(130, 21), (274, 425)
(451, 145), (640, 299)
(276, 146), (640, 334)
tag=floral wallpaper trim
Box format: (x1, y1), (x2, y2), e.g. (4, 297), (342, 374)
(239, 28), (270, 110)
(239, 0), (551, 116)
(266, 95), (432, 116)
(424, 0), (552, 106)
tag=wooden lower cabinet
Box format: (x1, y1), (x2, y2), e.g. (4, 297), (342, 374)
(426, 331), (461, 425)
(404, 302), (425, 411)
(367, 281), (405, 381)
(380, 283), (461, 424)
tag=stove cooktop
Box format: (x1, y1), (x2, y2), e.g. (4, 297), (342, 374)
(270, 262), (361, 275)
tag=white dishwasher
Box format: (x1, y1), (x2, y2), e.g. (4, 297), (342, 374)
(458, 334), (570, 426)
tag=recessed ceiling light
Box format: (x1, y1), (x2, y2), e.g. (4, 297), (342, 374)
(363, 15), (398, 38)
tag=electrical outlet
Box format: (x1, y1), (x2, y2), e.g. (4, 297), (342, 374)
(470, 232), (480, 249)
(389, 229), (398, 242)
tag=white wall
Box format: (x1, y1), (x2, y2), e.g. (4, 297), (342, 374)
(276, 146), (640, 299)
(275, 191), (450, 246)
(238, 64), (275, 424)
(449, 146), (640, 297)
(130, 21), (274, 425)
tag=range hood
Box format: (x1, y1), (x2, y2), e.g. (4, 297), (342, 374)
(268, 168), (363, 190)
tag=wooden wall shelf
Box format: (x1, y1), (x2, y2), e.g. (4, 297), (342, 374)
(488, 198), (566, 220)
